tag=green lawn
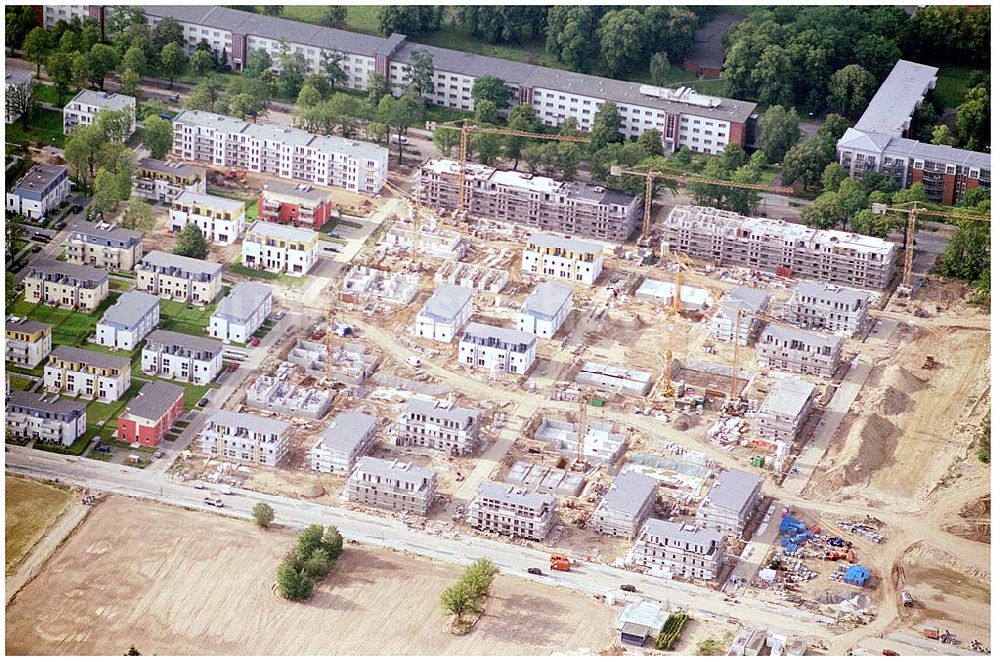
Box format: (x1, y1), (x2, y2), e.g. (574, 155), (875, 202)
(933, 66), (986, 109)
(159, 298), (215, 337)
(10, 292), (122, 347)
(230, 260), (305, 287)
(5, 108), (66, 148)
(108, 278), (133, 292)
(127, 365), (216, 411)
(7, 375), (35, 391)
(35, 83), (78, 108)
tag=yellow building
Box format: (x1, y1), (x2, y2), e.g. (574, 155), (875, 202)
(5, 319), (53, 368)
(23, 258), (109, 312)
(43, 345), (132, 403)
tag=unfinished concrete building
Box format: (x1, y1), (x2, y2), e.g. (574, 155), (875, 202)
(575, 361), (654, 397)
(533, 416), (627, 469)
(287, 339), (380, 387)
(756, 324), (843, 379)
(631, 519), (724, 581)
(783, 281), (870, 337)
(751, 375), (817, 455)
(346, 456), (437, 515)
(384, 216), (468, 260)
(697, 468), (763, 536)
(467, 481), (556, 541)
(662, 206), (898, 290)
(245, 371), (333, 419)
(396, 398), (482, 456)
(591, 470), (659, 539)
(669, 359), (753, 400)
(709, 287), (770, 346)
(434, 261), (509, 293)
(418, 159), (641, 242)
(310, 411), (378, 475)
(340, 266), (418, 305)
(504, 461), (585, 497)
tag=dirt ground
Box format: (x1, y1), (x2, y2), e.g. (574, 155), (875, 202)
(6, 496), (617, 656)
(5, 475), (72, 575)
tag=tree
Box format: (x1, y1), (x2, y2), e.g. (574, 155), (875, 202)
(184, 80), (218, 111)
(717, 143), (748, 172)
(6, 6), (38, 51)
(6, 272), (21, 311)
(822, 163), (847, 193)
(366, 72), (391, 107)
(937, 220), (990, 284)
(504, 104), (539, 167)
(322, 525), (344, 560)
(120, 68), (141, 100)
(757, 105), (801, 163)
(243, 48), (273, 79)
(321, 6), (347, 28)
(546, 6), (603, 70)
(817, 113), (850, 144)
(930, 124), (954, 147)
(440, 581), (476, 619)
(649, 51), (672, 87)
(117, 198), (155, 232)
(252, 502), (275, 528)
(22, 27), (52, 78)
(472, 99), (498, 126)
(555, 142), (581, 181)
(955, 84), (989, 151)
(96, 108), (135, 143)
(296, 84), (322, 110)
(470, 75), (512, 111)
(151, 16), (184, 54)
(85, 43), (119, 90)
(142, 116), (173, 159)
(122, 45), (147, 76)
(159, 42), (186, 89)
(174, 223), (209, 260)
(752, 44), (794, 107)
(93, 168), (123, 213)
(379, 93), (424, 165)
(800, 191), (842, 229)
(597, 9), (649, 78)
(126, 645), (141, 656)
(80, 23), (100, 53)
(644, 6), (697, 64)
(851, 209), (892, 238)
(404, 49), (435, 100)
(6, 78), (36, 130)
(635, 129), (664, 159)
(827, 64), (877, 118)
(854, 34), (900, 80)
(276, 563), (315, 601)
(695, 638), (725, 656)
(189, 49), (215, 77)
(58, 30), (80, 55)
(589, 100), (623, 153)
(44, 53), (74, 107)
(319, 50), (347, 89)
(303, 75), (332, 101)
(64, 123), (105, 183)
(302, 548), (332, 578)
(465, 558), (499, 598)
(377, 7), (412, 37)
(781, 136), (835, 190)
(229, 93), (266, 123)
(433, 127), (459, 157)
(275, 40), (308, 98)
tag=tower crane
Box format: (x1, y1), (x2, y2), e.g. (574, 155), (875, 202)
(871, 202), (990, 295)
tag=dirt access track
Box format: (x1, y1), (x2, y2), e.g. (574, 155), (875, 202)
(6, 497), (616, 656)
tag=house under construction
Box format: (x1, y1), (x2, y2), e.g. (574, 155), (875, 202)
(661, 206), (898, 290)
(416, 159), (642, 242)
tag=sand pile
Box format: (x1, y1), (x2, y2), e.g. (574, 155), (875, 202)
(870, 366), (928, 416)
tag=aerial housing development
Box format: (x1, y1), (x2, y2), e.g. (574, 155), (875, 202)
(4, 3), (991, 657)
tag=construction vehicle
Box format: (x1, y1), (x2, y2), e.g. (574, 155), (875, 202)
(871, 202), (990, 296)
(901, 590), (914, 607)
(550, 554), (572, 571)
(922, 355), (936, 370)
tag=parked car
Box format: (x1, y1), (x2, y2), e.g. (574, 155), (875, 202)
(272, 309), (286, 320)
(620, 584), (638, 593)
(55, 221), (67, 229)
(227, 363), (238, 372)
(30, 244), (41, 253)
(250, 337), (261, 347)
(327, 231), (340, 238)
(96, 444), (112, 453)
(71, 205), (83, 214)
(203, 496), (224, 508)
(153, 450), (164, 459)
(527, 567), (543, 576)
(390, 135), (408, 145)
(197, 397), (209, 408)
(323, 245), (340, 253)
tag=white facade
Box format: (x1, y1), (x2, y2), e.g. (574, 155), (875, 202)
(6, 391), (87, 447)
(631, 519), (724, 581)
(63, 89), (136, 138)
(517, 281), (573, 339)
(141, 329), (223, 386)
(170, 191), (246, 246)
(521, 233), (604, 286)
(6, 164), (71, 221)
(414, 285), (474, 342)
(241, 220), (319, 276)
(5, 320), (52, 369)
(310, 411), (378, 475)
(459, 322), (537, 375)
(209, 282), (272, 344)
(783, 281), (870, 337)
(396, 398), (482, 456)
(94, 291), (161, 351)
(43, 346), (132, 403)
(200, 410), (291, 467)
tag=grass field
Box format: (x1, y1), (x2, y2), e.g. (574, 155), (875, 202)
(5, 476), (72, 576)
(159, 299), (215, 337)
(933, 66), (986, 109)
(6, 108), (66, 148)
(35, 83), (78, 108)
(9, 292), (122, 348)
(230, 261), (305, 287)
(7, 375), (36, 391)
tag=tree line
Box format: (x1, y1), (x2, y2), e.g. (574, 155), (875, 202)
(439, 558), (499, 622)
(276, 523), (344, 601)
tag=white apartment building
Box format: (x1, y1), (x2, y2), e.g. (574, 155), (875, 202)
(135, 251), (223, 305)
(43, 345), (132, 403)
(65, 221), (144, 271)
(521, 232), (604, 286)
(170, 191), (246, 246)
(756, 324), (844, 379)
(6, 164), (70, 221)
(6, 68), (33, 124)
(346, 456), (437, 515)
(133, 158), (207, 203)
(591, 470), (659, 539)
(459, 322), (537, 375)
(631, 519), (724, 581)
(698, 468), (764, 536)
(310, 411), (379, 475)
(200, 410), (291, 467)
(171, 109), (388, 194)
(783, 281), (870, 337)
(141, 329), (224, 386)
(751, 375), (817, 455)
(6, 391), (87, 447)
(5, 320), (52, 369)
(396, 398), (482, 456)
(209, 282), (272, 344)
(413, 285), (474, 342)
(709, 287), (770, 346)
(94, 291), (161, 351)
(41, 5), (95, 30)
(468, 481), (556, 541)
(242, 220), (318, 276)
(23, 258), (109, 313)
(63, 89), (135, 138)
(517, 280), (573, 339)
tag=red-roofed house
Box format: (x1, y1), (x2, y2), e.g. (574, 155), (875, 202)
(258, 181), (336, 230)
(117, 380), (185, 446)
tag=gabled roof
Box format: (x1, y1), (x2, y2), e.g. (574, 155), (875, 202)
(50, 345), (130, 370)
(643, 518), (722, 548)
(522, 281), (573, 318)
(7, 390), (86, 416)
(314, 411), (378, 454)
(98, 291), (160, 328)
(598, 470), (658, 516)
(123, 380), (184, 420)
(212, 282), (272, 323)
(702, 469), (762, 513)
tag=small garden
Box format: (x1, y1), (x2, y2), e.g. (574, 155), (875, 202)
(654, 612), (689, 651)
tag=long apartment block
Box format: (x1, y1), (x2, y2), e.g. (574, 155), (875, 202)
(591, 470), (659, 539)
(200, 410), (291, 467)
(346, 456), (437, 516)
(662, 206), (898, 291)
(135, 250), (223, 305)
(751, 375), (817, 452)
(133, 157), (207, 203)
(43, 345), (132, 403)
(5, 320), (52, 369)
(836, 60), (990, 206)
(141, 329), (224, 385)
(631, 519), (724, 581)
(756, 324), (844, 379)
(310, 411), (378, 475)
(521, 232), (604, 286)
(396, 398), (482, 456)
(467, 481), (556, 541)
(170, 191), (246, 246)
(67, 6), (757, 155)
(23, 258), (109, 312)
(65, 221), (143, 271)
(417, 159), (641, 242)
(171, 109), (387, 194)
(458, 322), (537, 375)
(783, 281), (870, 337)
(6, 390), (87, 447)
(242, 220), (318, 276)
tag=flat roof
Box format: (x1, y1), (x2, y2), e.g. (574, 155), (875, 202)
(703, 469), (762, 513)
(761, 323), (843, 350)
(262, 180), (333, 204)
(855, 60), (938, 136)
(140, 250), (223, 276)
(526, 232), (602, 256)
(715, 286), (769, 321)
(50, 345), (130, 370)
(174, 191), (246, 213)
(599, 470), (658, 516)
(13, 164), (68, 193)
(99, 291), (160, 328)
(70, 221), (144, 244)
(69, 89), (136, 111)
(146, 329), (223, 353)
(7, 390), (85, 416)
(403, 398), (480, 425)
(315, 411), (378, 453)
(420, 285), (474, 323)
(759, 375), (816, 418)
(522, 281), (573, 318)
(172, 109), (248, 133)
(461, 321), (536, 347)
(793, 281), (869, 306)
(643, 518), (722, 548)
(124, 380), (184, 420)
(5, 68), (32, 87)
(137, 157), (206, 178)
(206, 409), (291, 436)
(475, 480), (554, 510)
(213, 282), (272, 323)
(247, 220), (318, 243)
(353, 455), (436, 484)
